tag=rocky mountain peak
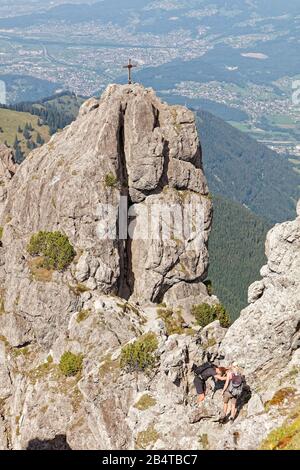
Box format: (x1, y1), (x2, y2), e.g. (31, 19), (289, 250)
(0, 84), (213, 346)
(0, 84), (299, 450)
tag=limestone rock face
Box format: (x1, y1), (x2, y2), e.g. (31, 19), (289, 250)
(0, 84), (214, 450)
(0, 85), (211, 352)
(221, 203), (300, 377)
(0, 144), (17, 215)
(0, 295), (146, 450)
(0, 144), (17, 182)
(0, 82), (299, 451)
(163, 282), (219, 323)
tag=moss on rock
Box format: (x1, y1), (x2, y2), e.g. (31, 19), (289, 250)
(134, 394), (156, 411)
(135, 424), (159, 449)
(260, 404), (300, 450)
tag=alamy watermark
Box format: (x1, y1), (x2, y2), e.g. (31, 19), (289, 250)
(292, 80), (300, 106)
(0, 80), (6, 105)
(95, 196), (206, 247)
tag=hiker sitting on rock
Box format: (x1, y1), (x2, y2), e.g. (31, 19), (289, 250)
(192, 362), (227, 403)
(221, 362), (244, 423)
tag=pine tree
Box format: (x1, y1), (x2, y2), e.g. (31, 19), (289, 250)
(23, 128), (31, 140)
(13, 135), (19, 149)
(36, 132), (44, 145)
(15, 144), (24, 164)
(27, 140), (33, 150)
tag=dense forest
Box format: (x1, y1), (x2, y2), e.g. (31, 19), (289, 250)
(197, 109), (299, 224)
(208, 195), (270, 320)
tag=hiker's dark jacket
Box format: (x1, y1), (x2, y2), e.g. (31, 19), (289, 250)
(194, 366), (216, 381)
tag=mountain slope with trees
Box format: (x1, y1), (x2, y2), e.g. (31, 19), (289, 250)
(197, 109), (299, 224)
(208, 196), (270, 320)
(0, 92), (85, 162)
(0, 108), (50, 162)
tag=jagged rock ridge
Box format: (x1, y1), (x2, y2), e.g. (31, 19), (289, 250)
(0, 144), (17, 211)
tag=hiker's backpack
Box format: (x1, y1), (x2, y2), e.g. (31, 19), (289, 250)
(192, 362), (213, 378)
(228, 372), (244, 398)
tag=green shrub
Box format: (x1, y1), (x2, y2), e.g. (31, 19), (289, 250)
(59, 351), (83, 377)
(27, 231), (76, 271)
(192, 303), (214, 327)
(192, 303), (231, 328)
(120, 332), (158, 373)
(204, 279), (213, 296)
(214, 304), (231, 328)
(104, 172), (118, 188)
(0, 226), (3, 240)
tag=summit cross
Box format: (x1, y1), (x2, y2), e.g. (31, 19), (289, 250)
(123, 59), (137, 85)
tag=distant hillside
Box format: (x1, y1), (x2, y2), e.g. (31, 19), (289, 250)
(197, 109), (299, 223)
(0, 73), (61, 104)
(0, 92), (85, 161)
(3, 91), (85, 134)
(208, 196), (270, 320)
(0, 108), (50, 162)
(33, 93), (86, 122)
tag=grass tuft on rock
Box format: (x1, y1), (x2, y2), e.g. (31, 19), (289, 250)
(265, 387), (296, 411)
(135, 424), (159, 449)
(134, 394), (156, 411)
(199, 433), (209, 450)
(77, 309), (90, 323)
(157, 307), (187, 336)
(99, 355), (119, 379)
(28, 257), (53, 282)
(0, 288), (5, 314)
(104, 172), (118, 188)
